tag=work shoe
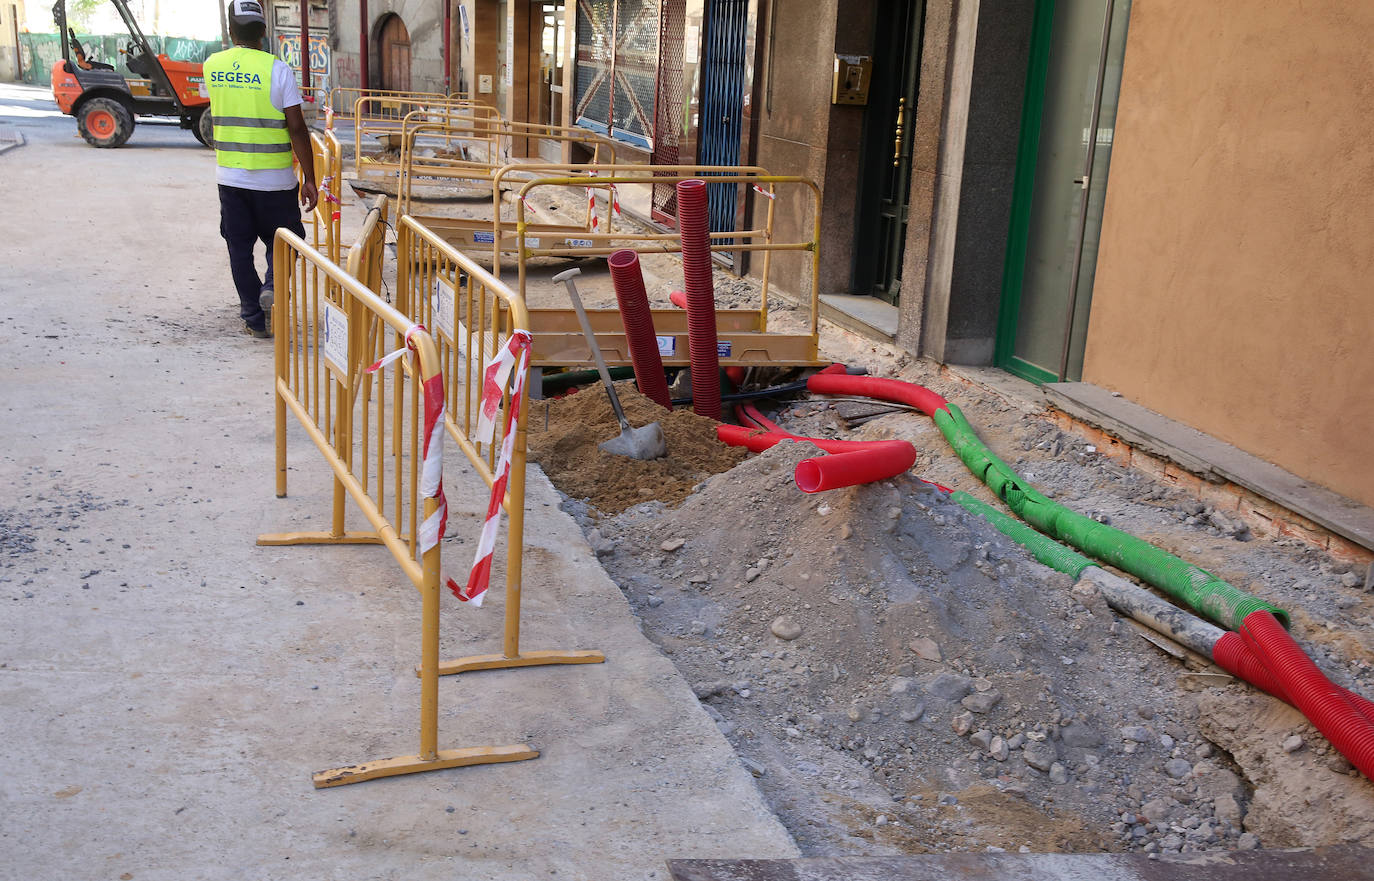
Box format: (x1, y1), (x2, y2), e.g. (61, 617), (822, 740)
(259, 285), (274, 314)
(243, 322), (272, 340)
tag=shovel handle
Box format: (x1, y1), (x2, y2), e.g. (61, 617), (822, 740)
(555, 269), (631, 432)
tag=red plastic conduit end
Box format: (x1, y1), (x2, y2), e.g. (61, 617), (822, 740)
(669, 290), (688, 309)
(677, 179), (721, 419)
(607, 248), (673, 410)
(794, 442), (918, 493)
(1239, 610), (1374, 777)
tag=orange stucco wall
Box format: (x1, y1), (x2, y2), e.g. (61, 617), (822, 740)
(1083, 0), (1374, 508)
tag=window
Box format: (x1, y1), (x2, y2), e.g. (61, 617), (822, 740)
(574, 0), (660, 149)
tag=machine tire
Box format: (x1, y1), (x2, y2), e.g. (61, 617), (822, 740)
(194, 109), (214, 148)
(77, 97), (134, 148)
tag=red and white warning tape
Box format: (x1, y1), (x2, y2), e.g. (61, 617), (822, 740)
(319, 176), (342, 222)
(461, 329), (533, 606)
(366, 326), (461, 598)
(752, 184), (776, 200)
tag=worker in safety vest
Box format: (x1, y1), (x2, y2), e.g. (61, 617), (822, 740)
(204, 0), (318, 339)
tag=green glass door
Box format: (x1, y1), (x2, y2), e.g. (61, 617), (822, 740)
(996, 0), (1131, 383)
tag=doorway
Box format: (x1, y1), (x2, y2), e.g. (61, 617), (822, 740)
(530, 1), (565, 160)
(697, 0), (750, 243)
(996, 0), (1131, 383)
(853, 0), (924, 304)
(377, 13), (411, 92)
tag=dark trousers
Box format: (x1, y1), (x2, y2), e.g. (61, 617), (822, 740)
(218, 184), (306, 332)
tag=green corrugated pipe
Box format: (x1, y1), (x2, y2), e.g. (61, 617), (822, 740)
(935, 403), (1287, 631)
(950, 491), (1094, 579)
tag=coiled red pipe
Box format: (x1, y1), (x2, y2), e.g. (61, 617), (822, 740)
(607, 249), (672, 409)
(1236, 611), (1374, 777)
(677, 179), (721, 419)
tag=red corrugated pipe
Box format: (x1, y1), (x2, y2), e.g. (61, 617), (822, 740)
(716, 424), (918, 493)
(607, 249), (673, 409)
(807, 372), (951, 417)
(1234, 611), (1374, 776)
(676, 180), (721, 419)
(1212, 632), (1374, 724)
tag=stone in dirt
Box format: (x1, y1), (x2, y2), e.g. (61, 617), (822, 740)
(1024, 740), (1057, 772)
(770, 616), (802, 640)
(926, 672), (974, 701)
(1163, 758), (1192, 779)
(962, 691), (1002, 714)
(951, 712), (974, 736)
(1282, 734), (1304, 753)
(661, 538), (686, 552)
(909, 636), (942, 662)
(1048, 763), (1069, 785)
(1120, 725), (1152, 743)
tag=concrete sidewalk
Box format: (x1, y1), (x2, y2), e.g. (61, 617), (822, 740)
(0, 87), (796, 881)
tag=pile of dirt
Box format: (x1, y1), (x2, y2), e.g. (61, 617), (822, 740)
(527, 382), (747, 513)
(530, 372), (1374, 857)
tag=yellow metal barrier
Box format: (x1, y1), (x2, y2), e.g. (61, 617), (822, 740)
(258, 223), (538, 788)
(395, 121), (620, 254)
(507, 167), (825, 368)
(395, 214), (606, 676)
(351, 97), (502, 183)
(298, 130), (344, 265)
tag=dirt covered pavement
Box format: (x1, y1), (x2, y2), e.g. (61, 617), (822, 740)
(533, 353), (1374, 856)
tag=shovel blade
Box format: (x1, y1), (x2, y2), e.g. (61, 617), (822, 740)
(599, 422), (668, 460)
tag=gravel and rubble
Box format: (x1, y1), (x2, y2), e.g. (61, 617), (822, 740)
(531, 367), (1374, 856)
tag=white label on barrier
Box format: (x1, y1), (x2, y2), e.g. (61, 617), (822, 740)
(322, 302), (348, 376)
(656, 336), (676, 356)
(431, 277), (456, 342)
(525, 237), (541, 248)
(565, 238), (594, 248)
(474, 230), (495, 244)
(717, 341), (732, 358)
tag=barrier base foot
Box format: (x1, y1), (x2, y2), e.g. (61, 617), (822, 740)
(257, 531), (384, 546)
(432, 649), (607, 677)
(312, 743), (538, 789)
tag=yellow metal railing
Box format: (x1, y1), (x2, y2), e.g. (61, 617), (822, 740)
(350, 97), (502, 181)
(395, 214), (605, 676)
(258, 223), (538, 788)
(298, 129), (344, 265)
(508, 167), (825, 368)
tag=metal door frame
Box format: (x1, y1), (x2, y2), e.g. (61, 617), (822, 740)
(995, 0), (1121, 384)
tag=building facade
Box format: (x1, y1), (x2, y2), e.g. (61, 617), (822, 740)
(318, 0), (1374, 516)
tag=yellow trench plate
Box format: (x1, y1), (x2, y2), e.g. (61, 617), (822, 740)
(312, 743), (539, 788)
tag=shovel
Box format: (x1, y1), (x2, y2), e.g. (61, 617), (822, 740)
(552, 268), (668, 460)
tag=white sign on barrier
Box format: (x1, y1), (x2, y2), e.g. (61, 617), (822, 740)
(322, 302), (348, 376)
(431, 278), (456, 342)
(656, 336), (676, 356)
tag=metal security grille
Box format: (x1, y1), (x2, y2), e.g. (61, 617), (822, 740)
(652, 0), (686, 221)
(575, 0), (658, 148)
(698, 0), (749, 236)
(575, 0), (613, 131)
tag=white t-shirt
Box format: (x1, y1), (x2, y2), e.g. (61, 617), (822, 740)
(215, 58), (304, 192)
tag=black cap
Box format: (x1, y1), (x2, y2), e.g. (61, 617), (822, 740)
(227, 0), (266, 26)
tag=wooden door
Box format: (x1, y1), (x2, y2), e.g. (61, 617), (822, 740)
(378, 14), (411, 92)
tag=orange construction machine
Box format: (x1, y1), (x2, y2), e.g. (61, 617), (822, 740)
(50, 0), (214, 148)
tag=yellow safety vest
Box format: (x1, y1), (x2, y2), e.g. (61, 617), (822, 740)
(203, 47), (291, 170)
